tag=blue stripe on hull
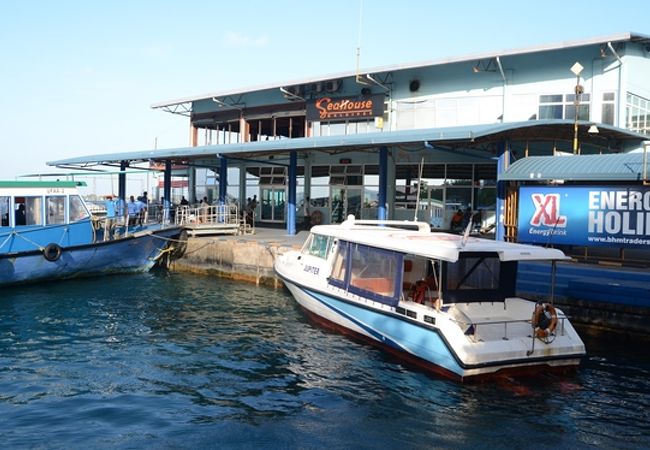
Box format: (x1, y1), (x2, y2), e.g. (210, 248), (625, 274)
(297, 284), (464, 376)
(0, 229), (178, 286)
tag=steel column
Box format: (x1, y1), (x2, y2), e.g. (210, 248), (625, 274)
(378, 147), (388, 220)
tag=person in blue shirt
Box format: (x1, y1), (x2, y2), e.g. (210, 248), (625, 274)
(103, 196), (117, 240)
(127, 196), (141, 226)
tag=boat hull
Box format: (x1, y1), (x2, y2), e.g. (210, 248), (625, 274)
(282, 278), (582, 382)
(0, 227), (181, 286)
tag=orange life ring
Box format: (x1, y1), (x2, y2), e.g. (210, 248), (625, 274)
(532, 302), (558, 339)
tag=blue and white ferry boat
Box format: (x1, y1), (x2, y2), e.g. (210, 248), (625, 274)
(0, 180), (183, 287)
(275, 216), (586, 381)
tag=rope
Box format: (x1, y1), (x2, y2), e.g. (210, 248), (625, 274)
(11, 230), (45, 251)
(0, 233), (13, 251)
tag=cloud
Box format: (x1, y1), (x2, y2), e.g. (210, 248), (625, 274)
(222, 32), (269, 48)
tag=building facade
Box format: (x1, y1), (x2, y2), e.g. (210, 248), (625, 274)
(148, 32), (649, 234)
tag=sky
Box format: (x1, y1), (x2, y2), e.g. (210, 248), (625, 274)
(1, 0), (648, 184)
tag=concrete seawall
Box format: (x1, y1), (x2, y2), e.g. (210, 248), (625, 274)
(170, 229), (308, 288)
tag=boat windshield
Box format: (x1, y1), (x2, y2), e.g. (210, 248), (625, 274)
(302, 233), (332, 259)
(69, 195), (90, 222)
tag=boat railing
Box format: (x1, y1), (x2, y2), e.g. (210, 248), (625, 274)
(449, 314), (568, 341)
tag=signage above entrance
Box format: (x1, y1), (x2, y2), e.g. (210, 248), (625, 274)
(307, 94), (385, 121)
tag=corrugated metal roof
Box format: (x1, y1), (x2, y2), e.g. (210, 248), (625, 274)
(47, 120), (648, 168)
(152, 32), (650, 109)
(501, 152), (650, 182)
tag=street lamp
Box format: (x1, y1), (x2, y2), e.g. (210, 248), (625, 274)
(570, 62), (584, 154)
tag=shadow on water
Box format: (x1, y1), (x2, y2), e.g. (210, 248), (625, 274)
(1, 273), (649, 449)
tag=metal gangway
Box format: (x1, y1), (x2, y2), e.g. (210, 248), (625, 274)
(175, 203), (254, 236)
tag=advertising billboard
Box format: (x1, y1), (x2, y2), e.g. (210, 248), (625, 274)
(518, 186), (650, 248)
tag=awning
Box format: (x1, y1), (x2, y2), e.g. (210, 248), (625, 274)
(501, 152), (650, 182)
(47, 120), (648, 169)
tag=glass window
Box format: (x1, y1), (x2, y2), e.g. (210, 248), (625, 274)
(539, 105), (563, 120)
(446, 256), (501, 290)
(539, 93), (591, 121)
(602, 92), (616, 125)
(626, 92), (650, 135)
(348, 243), (402, 306)
(0, 196), (9, 226)
(540, 94), (562, 103)
(46, 196), (65, 225)
(69, 195), (90, 222)
(24, 196), (43, 226)
(329, 240), (348, 287)
(306, 234), (331, 259)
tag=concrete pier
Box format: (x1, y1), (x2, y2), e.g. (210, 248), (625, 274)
(170, 228), (308, 288)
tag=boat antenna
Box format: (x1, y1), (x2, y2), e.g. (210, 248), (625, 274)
(413, 156), (424, 221)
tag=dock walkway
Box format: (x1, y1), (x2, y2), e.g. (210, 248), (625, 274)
(170, 228), (308, 287)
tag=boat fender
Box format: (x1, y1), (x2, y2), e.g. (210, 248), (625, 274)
(43, 243), (63, 262)
(532, 302), (557, 340)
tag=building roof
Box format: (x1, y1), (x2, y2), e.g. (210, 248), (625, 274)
(47, 120), (648, 169)
(152, 32), (650, 111)
(501, 151), (650, 182)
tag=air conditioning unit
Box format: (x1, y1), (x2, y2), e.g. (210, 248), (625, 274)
(325, 80), (341, 92)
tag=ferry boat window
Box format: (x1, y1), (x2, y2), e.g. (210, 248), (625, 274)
(46, 196), (65, 225)
(24, 196), (43, 226)
(0, 196), (9, 226)
(69, 195), (90, 222)
(348, 243), (402, 306)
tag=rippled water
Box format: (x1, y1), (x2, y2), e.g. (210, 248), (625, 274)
(1, 273), (649, 449)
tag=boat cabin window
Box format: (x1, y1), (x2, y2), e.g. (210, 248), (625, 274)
(46, 196), (66, 225)
(443, 252), (516, 303)
(69, 195), (90, 222)
(23, 196), (43, 226)
(329, 240), (349, 287)
(328, 240), (402, 306)
(0, 196), (9, 226)
(303, 233), (332, 259)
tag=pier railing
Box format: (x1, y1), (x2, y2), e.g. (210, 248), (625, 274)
(174, 204), (254, 235)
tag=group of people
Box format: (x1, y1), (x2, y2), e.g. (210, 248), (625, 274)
(104, 191), (149, 227)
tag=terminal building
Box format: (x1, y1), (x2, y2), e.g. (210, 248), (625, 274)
(51, 33), (650, 267)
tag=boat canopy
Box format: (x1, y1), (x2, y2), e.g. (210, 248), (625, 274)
(310, 217), (567, 263)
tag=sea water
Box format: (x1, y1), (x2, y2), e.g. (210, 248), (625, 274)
(1, 273), (649, 449)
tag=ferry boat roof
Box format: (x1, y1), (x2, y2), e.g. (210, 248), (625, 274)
(311, 217), (567, 263)
(0, 180), (87, 189)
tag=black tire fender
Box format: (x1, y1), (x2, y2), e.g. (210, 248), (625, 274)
(43, 243), (63, 262)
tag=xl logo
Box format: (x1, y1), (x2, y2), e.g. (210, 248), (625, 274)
(530, 194), (567, 227)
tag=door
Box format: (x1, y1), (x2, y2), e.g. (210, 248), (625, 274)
(260, 187), (286, 222)
(330, 187), (362, 223)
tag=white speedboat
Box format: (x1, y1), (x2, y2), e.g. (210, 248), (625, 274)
(274, 216), (586, 382)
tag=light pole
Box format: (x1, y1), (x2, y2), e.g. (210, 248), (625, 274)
(571, 62), (584, 154)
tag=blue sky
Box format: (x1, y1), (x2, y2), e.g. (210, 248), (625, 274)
(1, 0), (648, 180)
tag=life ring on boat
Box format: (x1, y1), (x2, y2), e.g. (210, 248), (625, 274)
(310, 210), (323, 226)
(532, 302), (558, 339)
(43, 243), (62, 262)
